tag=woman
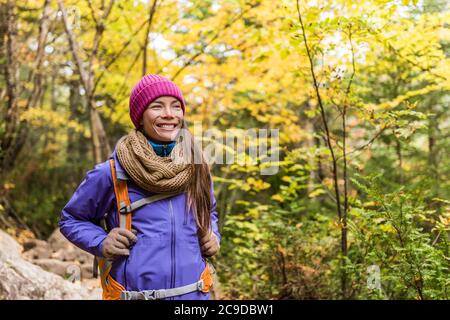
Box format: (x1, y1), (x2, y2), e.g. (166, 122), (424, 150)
(60, 74), (220, 300)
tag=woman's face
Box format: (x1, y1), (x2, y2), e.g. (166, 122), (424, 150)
(140, 96), (184, 143)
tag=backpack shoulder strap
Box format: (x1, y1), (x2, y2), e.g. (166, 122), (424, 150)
(109, 159), (132, 231)
(93, 159), (132, 282)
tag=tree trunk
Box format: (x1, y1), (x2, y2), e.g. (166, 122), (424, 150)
(0, 0), (19, 178)
(57, 0), (112, 164)
(1, 0), (51, 180)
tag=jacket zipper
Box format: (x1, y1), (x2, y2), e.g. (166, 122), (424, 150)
(124, 255), (129, 289)
(169, 199), (176, 300)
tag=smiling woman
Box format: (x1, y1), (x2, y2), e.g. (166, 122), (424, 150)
(59, 74), (220, 300)
(140, 96), (184, 143)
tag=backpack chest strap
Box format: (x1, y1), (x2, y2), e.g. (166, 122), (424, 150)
(119, 192), (179, 214)
(110, 159), (181, 228)
(120, 263), (214, 300)
(120, 280), (203, 300)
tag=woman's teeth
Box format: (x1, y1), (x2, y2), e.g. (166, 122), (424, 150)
(158, 124), (176, 128)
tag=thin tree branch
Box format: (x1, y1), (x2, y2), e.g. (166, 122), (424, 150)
(170, 3), (260, 80)
(142, 0), (159, 76)
(296, 0), (342, 222)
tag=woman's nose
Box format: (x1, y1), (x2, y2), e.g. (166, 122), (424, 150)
(161, 106), (173, 117)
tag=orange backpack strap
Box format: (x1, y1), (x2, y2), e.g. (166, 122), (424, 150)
(95, 160), (131, 285)
(109, 159), (132, 231)
(199, 262), (214, 293)
(95, 159), (131, 300)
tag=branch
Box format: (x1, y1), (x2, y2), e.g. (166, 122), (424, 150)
(170, 3), (260, 80)
(57, 0), (89, 92)
(340, 124), (388, 159)
(98, 0), (211, 91)
(341, 25), (356, 258)
(296, 0), (342, 221)
(92, 16), (153, 94)
(86, 0), (99, 26)
(142, 0), (159, 76)
(25, 0), (52, 111)
(87, 0), (115, 100)
(368, 25), (446, 82)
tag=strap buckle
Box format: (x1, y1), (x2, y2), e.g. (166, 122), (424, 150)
(197, 279), (204, 291)
(120, 290), (157, 300)
(142, 290), (157, 300)
(119, 202), (131, 214)
(120, 291), (131, 300)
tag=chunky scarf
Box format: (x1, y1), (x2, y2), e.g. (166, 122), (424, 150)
(116, 129), (192, 194)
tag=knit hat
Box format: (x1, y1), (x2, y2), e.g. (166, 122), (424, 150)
(129, 74), (186, 128)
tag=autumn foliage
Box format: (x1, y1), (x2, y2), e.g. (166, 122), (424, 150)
(0, 0), (448, 299)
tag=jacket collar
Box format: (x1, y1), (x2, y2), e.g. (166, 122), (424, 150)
(147, 139), (176, 157)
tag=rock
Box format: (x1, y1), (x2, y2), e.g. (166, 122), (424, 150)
(0, 229), (101, 299)
(17, 228), (97, 280)
(0, 228), (22, 261)
(22, 239), (52, 260)
(32, 259), (75, 278)
(46, 229), (94, 279)
(22, 239), (49, 252)
(48, 229), (70, 251)
(81, 263), (94, 280)
(51, 247), (91, 264)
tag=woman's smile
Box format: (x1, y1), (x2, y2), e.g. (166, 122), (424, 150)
(155, 122), (179, 130)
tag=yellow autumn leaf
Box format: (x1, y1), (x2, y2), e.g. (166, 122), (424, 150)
(271, 194), (284, 202)
(380, 224), (397, 234)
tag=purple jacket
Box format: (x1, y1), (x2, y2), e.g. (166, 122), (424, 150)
(59, 150), (221, 300)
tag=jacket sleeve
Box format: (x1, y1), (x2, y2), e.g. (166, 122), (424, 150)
(210, 176), (221, 247)
(59, 161), (115, 257)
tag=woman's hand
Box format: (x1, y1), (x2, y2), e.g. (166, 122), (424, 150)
(102, 228), (137, 260)
(200, 230), (220, 258)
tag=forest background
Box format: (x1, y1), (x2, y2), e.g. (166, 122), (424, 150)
(0, 0), (449, 299)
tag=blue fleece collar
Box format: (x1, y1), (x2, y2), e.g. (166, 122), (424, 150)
(147, 138), (176, 157)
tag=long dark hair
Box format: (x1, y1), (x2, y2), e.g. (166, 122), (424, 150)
(139, 119), (213, 237)
(176, 120), (212, 238)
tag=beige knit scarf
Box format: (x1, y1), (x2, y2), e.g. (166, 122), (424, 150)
(116, 129), (193, 194)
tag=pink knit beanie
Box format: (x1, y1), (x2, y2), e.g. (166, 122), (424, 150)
(129, 74), (186, 128)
